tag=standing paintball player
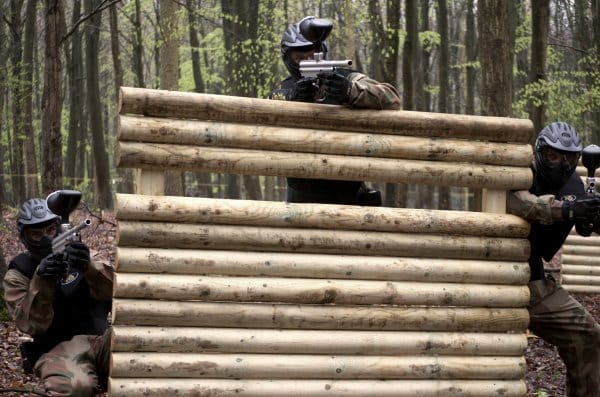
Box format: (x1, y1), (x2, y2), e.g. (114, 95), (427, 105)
(270, 16), (401, 205)
(3, 197), (113, 396)
(507, 122), (600, 397)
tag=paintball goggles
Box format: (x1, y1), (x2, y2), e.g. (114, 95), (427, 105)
(298, 17), (353, 79)
(46, 189), (91, 268)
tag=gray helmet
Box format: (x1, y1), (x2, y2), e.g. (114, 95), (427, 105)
(17, 198), (60, 234)
(281, 16), (329, 79)
(534, 122), (582, 189)
(535, 121), (582, 153)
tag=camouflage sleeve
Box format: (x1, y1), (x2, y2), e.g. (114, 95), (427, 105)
(2, 268), (57, 336)
(507, 190), (564, 225)
(346, 72), (401, 110)
(85, 259), (114, 301)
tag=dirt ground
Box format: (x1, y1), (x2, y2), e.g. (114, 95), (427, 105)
(1, 210), (599, 397)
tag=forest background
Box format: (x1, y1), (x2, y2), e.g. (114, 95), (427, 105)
(0, 0), (599, 211)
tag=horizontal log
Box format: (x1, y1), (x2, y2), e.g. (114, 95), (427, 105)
(112, 300), (529, 332)
(564, 235), (600, 246)
(117, 142), (533, 190)
(109, 378), (527, 397)
(562, 264), (600, 276)
(114, 274), (529, 307)
(119, 115), (532, 166)
(561, 254), (599, 266)
(561, 274), (600, 286)
(117, 222), (530, 261)
(119, 87), (534, 143)
(111, 326), (527, 356)
(111, 352), (526, 379)
(563, 245), (600, 256)
(562, 285), (600, 294)
(114, 194), (530, 238)
(116, 248), (530, 284)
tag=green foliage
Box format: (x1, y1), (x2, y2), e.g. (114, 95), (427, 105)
(419, 30), (440, 53)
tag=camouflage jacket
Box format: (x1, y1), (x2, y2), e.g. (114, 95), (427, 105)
(507, 189), (564, 225)
(3, 257), (113, 336)
(270, 72), (401, 110)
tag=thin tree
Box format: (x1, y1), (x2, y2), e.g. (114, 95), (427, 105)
(85, 0), (113, 208)
(529, 0), (550, 137)
(465, 0), (476, 115)
(437, 0), (451, 210)
(41, 0), (65, 194)
(133, 0), (145, 88)
(22, 0), (39, 198)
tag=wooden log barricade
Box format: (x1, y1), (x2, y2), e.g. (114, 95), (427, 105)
(562, 232), (600, 294)
(113, 87), (535, 397)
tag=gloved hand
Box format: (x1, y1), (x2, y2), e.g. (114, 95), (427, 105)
(37, 253), (67, 279)
(318, 71), (352, 103)
(561, 197), (600, 222)
(289, 77), (318, 102)
(65, 241), (90, 272)
(576, 221), (594, 237)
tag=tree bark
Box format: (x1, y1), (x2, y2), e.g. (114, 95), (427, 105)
(85, 0), (113, 208)
(22, 0), (39, 198)
(9, 0), (25, 203)
(158, 0), (184, 196)
(41, 0), (65, 194)
(477, 0), (515, 117)
(528, 0), (550, 137)
(437, 0), (450, 210)
(465, 0), (476, 115)
(133, 0), (145, 88)
(186, 0), (205, 93)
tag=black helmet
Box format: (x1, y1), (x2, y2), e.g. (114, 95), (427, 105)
(281, 16), (330, 79)
(534, 122), (582, 189)
(17, 198), (60, 258)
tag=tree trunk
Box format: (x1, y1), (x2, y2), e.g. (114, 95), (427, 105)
(436, 0), (451, 210)
(221, 0), (261, 200)
(402, 0), (417, 111)
(9, 0), (25, 203)
(416, 0), (430, 112)
(0, 17), (7, 206)
(592, 0), (600, 144)
(85, 0), (113, 208)
(477, 0), (515, 117)
(159, 0), (184, 196)
(368, 0), (385, 81)
(187, 0), (205, 93)
(22, 0), (39, 198)
(109, 2), (133, 193)
(465, 0), (476, 115)
(41, 0), (65, 195)
(528, 0), (550, 138)
(133, 0), (145, 88)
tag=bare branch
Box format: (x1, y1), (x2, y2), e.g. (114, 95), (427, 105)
(61, 0), (124, 43)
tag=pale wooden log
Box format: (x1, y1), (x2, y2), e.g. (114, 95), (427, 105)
(117, 142), (533, 190)
(109, 378), (527, 397)
(564, 235), (600, 246)
(561, 274), (600, 286)
(563, 245), (600, 256)
(112, 299), (529, 332)
(114, 193), (530, 238)
(562, 285), (600, 294)
(576, 166), (600, 177)
(118, 87), (534, 143)
(111, 326), (527, 356)
(116, 248), (530, 284)
(561, 254), (599, 266)
(117, 222), (530, 261)
(111, 352), (525, 379)
(562, 264), (600, 276)
(119, 115), (533, 166)
(114, 274), (529, 307)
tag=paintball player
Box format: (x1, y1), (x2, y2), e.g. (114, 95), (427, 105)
(270, 16), (401, 205)
(3, 197), (113, 396)
(507, 121), (600, 397)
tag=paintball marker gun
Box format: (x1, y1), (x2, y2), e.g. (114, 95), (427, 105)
(582, 144), (600, 197)
(297, 17), (353, 79)
(46, 190), (91, 273)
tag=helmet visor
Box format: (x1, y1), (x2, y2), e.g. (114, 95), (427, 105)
(541, 146), (580, 169)
(24, 222), (58, 242)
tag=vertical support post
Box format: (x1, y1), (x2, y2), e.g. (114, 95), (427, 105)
(482, 189), (506, 214)
(135, 170), (165, 196)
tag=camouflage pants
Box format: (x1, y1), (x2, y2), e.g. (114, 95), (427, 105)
(34, 329), (111, 397)
(528, 277), (600, 397)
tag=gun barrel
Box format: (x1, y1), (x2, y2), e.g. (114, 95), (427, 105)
(52, 219), (91, 251)
(299, 59), (353, 69)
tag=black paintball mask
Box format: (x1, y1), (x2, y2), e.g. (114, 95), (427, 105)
(281, 16), (332, 79)
(534, 122), (582, 189)
(17, 198), (60, 261)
